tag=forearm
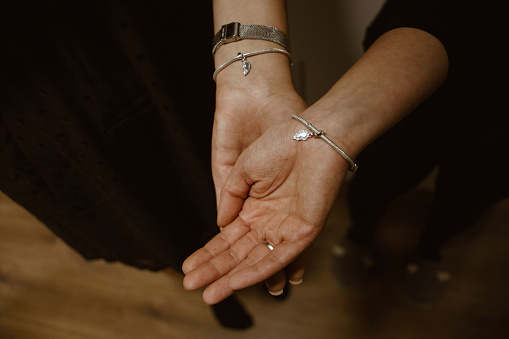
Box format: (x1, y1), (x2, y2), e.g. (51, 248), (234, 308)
(299, 27), (449, 160)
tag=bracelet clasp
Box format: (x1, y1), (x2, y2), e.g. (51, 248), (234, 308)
(221, 22), (241, 44)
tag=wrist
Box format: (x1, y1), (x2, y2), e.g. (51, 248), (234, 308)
(292, 106), (364, 166)
(283, 118), (352, 177)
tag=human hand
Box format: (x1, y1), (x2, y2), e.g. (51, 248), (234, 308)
(212, 95), (307, 298)
(210, 38), (306, 299)
(184, 118), (349, 304)
(212, 83), (307, 207)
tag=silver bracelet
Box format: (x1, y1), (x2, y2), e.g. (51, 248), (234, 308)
(291, 114), (358, 172)
(212, 48), (292, 82)
(212, 22), (290, 57)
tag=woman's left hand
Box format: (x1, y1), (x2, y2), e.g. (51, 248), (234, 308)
(183, 118), (349, 304)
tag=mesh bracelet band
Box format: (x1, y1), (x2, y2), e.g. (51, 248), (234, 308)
(212, 22), (290, 57)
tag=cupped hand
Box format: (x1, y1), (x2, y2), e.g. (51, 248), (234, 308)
(212, 85), (307, 207)
(183, 119), (349, 304)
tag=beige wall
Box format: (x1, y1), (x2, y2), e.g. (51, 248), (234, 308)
(288, 0), (385, 104)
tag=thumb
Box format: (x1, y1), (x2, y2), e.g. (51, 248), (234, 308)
(212, 169), (226, 209)
(217, 162), (253, 227)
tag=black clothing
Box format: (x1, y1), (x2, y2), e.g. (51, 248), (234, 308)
(348, 0), (509, 259)
(0, 2), (217, 271)
(364, 0), (508, 121)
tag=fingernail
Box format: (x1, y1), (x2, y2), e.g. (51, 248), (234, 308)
(269, 289), (284, 296)
(289, 279), (303, 285)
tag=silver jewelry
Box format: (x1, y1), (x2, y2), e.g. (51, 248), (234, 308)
(264, 242), (274, 251)
(212, 48), (292, 82)
(212, 22), (290, 57)
(240, 53), (251, 76)
(291, 114), (358, 172)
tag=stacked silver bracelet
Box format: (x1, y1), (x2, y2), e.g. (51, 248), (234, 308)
(212, 22), (292, 82)
(212, 24), (355, 172)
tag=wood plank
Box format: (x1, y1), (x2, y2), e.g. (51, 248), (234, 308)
(1, 186), (508, 339)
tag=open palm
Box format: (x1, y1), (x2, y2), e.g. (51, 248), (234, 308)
(184, 120), (349, 304)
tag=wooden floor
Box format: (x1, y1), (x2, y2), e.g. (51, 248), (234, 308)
(1, 175), (508, 339)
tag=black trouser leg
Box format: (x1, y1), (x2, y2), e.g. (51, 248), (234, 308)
(347, 102), (445, 246)
(416, 126), (509, 260)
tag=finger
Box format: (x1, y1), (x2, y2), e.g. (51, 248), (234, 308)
(203, 242), (272, 305)
(211, 165), (229, 209)
(228, 241), (303, 291)
(212, 180), (223, 210)
(183, 221), (259, 290)
(217, 165), (253, 227)
(202, 273), (236, 305)
(264, 254), (306, 296)
(263, 242), (288, 295)
(182, 217), (249, 275)
(265, 270), (287, 296)
(286, 252), (306, 285)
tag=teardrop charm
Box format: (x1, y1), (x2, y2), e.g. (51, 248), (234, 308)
(242, 57), (251, 76)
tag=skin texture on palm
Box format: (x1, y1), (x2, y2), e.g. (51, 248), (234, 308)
(184, 120), (348, 304)
(212, 88), (307, 206)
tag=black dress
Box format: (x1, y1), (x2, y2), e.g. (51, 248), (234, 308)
(0, 1), (218, 271)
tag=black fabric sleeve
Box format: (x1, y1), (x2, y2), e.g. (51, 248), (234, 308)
(364, 0), (506, 74)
